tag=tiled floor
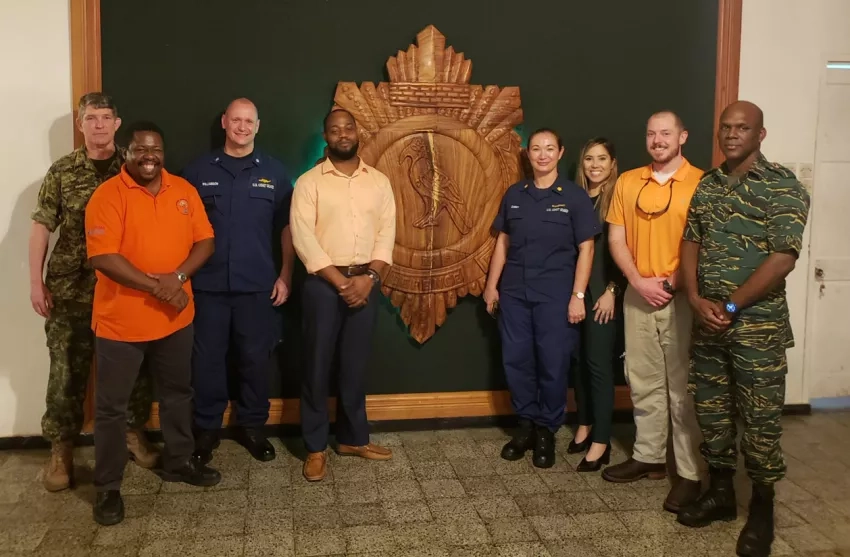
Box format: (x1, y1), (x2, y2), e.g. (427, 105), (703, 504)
(1, 412), (850, 556)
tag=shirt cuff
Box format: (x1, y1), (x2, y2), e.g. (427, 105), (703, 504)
(30, 209), (58, 233)
(305, 253), (335, 275)
(370, 248), (393, 266)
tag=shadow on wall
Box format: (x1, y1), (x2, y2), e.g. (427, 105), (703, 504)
(0, 114), (73, 437)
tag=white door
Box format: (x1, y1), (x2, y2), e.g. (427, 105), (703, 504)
(805, 60), (850, 399)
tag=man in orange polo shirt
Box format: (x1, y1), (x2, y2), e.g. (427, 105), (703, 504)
(601, 111), (703, 513)
(85, 121), (221, 526)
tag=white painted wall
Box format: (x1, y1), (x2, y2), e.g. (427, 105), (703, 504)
(0, 1), (74, 436)
(739, 0), (850, 404)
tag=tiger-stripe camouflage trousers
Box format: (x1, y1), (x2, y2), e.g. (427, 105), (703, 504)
(689, 321), (788, 485)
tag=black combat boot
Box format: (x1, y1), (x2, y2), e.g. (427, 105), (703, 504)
(677, 467), (737, 528)
(736, 483), (775, 557)
(532, 427), (556, 468)
(500, 419), (535, 461)
(93, 490), (124, 526)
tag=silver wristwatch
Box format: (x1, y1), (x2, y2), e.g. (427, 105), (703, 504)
(175, 271), (188, 283)
(366, 269), (380, 285)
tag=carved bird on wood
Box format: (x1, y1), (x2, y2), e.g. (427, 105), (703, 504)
(399, 136), (472, 234)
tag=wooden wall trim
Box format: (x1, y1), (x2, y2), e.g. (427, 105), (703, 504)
(70, 1), (741, 427)
(69, 0), (102, 149)
(712, 0), (743, 167)
(78, 388), (634, 432)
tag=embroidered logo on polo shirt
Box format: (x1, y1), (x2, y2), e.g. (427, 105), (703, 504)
(176, 199), (189, 215)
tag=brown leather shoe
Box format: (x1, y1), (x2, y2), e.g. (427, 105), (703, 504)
(43, 440), (73, 492)
(126, 428), (160, 469)
(337, 443), (393, 461)
(602, 457), (667, 483)
(664, 477), (702, 513)
(303, 452), (327, 482)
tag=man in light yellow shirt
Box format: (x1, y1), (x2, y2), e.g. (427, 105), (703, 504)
(290, 109), (397, 482)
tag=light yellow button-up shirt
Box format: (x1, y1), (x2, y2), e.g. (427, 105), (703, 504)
(290, 158), (397, 274)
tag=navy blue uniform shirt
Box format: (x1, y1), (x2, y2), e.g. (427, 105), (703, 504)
(182, 149), (293, 293)
(493, 176), (600, 303)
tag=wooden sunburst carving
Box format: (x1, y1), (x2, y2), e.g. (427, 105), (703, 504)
(333, 25), (524, 343)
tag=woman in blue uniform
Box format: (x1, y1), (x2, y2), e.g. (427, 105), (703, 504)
(569, 137), (626, 472)
(483, 128), (600, 468)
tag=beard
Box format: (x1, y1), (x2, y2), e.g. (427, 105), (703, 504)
(328, 140), (359, 161)
(650, 143), (680, 164)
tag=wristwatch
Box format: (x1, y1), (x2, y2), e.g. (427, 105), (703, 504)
(366, 269), (381, 285)
(175, 271), (188, 283)
(662, 279), (675, 294)
(724, 300), (738, 315)
(572, 291), (585, 300)
(607, 283), (619, 296)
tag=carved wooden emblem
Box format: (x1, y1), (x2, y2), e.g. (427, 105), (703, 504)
(333, 25), (523, 343)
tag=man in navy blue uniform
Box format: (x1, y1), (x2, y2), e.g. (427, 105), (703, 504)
(182, 98), (294, 463)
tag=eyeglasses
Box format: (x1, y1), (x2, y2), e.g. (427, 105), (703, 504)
(635, 178), (674, 216)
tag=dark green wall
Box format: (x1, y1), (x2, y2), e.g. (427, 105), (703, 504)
(101, 0), (718, 398)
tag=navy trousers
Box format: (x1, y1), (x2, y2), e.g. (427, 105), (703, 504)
(300, 275), (377, 453)
(498, 292), (578, 431)
(192, 291), (277, 430)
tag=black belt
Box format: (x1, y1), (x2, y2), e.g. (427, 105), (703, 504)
(335, 264), (369, 277)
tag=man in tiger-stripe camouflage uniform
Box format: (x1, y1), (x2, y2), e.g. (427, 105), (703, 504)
(677, 100), (810, 557)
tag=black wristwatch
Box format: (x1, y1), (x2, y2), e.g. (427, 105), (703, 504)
(662, 279), (675, 294)
(366, 269), (381, 286)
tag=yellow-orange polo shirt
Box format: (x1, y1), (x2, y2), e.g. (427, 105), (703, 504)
(606, 158), (702, 278)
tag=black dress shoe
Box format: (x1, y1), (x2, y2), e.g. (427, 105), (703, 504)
(192, 429), (220, 466)
(532, 427), (555, 468)
(93, 490), (124, 526)
(500, 419), (535, 461)
(567, 434), (592, 454)
(241, 428), (276, 462)
(162, 459), (222, 487)
(576, 445), (611, 472)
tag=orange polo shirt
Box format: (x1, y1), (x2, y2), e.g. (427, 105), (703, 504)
(606, 158), (702, 278)
(85, 167), (214, 342)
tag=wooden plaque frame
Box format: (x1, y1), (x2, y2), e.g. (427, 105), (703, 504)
(70, 0), (741, 428)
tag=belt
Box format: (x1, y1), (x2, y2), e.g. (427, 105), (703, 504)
(335, 264), (370, 277)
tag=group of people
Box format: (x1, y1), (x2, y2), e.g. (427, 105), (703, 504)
(484, 104), (809, 557)
(30, 90), (807, 557)
(30, 94), (395, 526)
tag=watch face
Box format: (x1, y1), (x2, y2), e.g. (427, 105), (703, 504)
(725, 302), (737, 313)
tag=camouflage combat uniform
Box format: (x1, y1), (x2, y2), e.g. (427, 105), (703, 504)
(683, 155), (810, 485)
(32, 146), (154, 442)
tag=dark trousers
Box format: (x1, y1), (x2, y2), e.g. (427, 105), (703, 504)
(94, 325), (194, 492)
(574, 296), (617, 444)
(300, 275), (377, 453)
(498, 292), (578, 431)
(192, 291), (277, 430)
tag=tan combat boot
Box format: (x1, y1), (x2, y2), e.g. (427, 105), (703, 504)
(43, 440), (73, 492)
(126, 428), (160, 469)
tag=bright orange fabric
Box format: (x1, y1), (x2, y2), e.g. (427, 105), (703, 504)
(85, 167), (214, 342)
(605, 158), (702, 278)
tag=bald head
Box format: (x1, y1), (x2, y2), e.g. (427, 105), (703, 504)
(225, 98), (258, 119)
(717, 100), (766, 164)
(221, 97), (260, 153)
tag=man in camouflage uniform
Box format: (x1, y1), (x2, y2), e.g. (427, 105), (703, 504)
(677, 101), (810, 557)
(29, 93), (159, 492)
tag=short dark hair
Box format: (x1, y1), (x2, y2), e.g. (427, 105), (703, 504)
(650, 110), (686, 131)
(77, 92), (117, 121)
(527, 127), (563, 150)
(323, 108), (355, 132)
(121, 120), (165, 146)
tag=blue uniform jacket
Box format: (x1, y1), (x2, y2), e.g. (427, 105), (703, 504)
(492, 176), (600, 303)
(182, 149), (293, 293)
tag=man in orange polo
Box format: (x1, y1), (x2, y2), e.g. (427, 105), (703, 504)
(85, 121), (221, 526)
(601, 111), (703, 513)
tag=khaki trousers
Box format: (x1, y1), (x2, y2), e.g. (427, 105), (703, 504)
(623, 286), (702, 481)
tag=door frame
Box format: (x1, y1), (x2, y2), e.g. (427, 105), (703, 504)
(801, 53), (850, 402)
